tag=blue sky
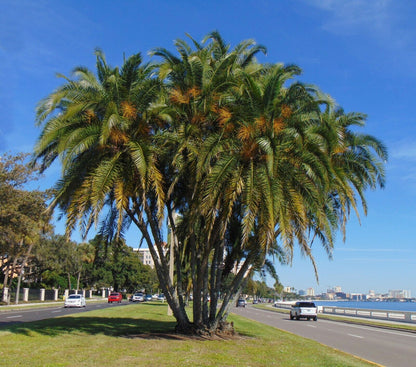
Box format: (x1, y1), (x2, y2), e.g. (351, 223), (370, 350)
(1, 0), (416, 296)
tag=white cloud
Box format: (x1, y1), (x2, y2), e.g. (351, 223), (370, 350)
(301, 0), (415, 53)
(304, 0), (391, 34)
(392, 142), (416, 161)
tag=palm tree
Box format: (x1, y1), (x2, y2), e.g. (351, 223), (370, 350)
(34, 33), (387, 335)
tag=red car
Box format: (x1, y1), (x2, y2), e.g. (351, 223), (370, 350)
(108, 292), (123, 303)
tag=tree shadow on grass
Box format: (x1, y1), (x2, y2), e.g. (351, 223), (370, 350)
(1, 317), (244, 341)
(1, 310), (178, 339)
(0, 303), (251, 341)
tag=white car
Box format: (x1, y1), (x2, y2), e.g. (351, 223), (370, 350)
(64, 294), (86, 308)
(290, 301), (317, 321)
(130, 292), (145, 302)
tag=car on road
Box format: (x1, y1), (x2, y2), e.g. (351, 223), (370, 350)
(145, 294), (153, 302)
(130, 292), (145, 302)
(157, 294), (165, 301)
(108, 292), (123, 303)
(237, 299), (246, 307)
(290, 301), (317, 321)
(64, 294), (86, 308)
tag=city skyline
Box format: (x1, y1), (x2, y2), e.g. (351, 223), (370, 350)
(286, 285), (412, 299)
(1, 0), (416, 296)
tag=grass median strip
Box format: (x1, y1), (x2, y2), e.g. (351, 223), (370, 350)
(0, 303), (377, 366)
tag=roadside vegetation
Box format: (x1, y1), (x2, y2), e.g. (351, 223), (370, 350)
(0, 303), (376, 366)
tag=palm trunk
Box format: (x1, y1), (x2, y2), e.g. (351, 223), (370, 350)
(76, 271), (81, 292)
(126, 205), (191, 332)
(67, 273), (72, 290)
(2, 263), (10, 303)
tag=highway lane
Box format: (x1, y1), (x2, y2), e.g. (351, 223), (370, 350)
(0, 301), (129, 327)
(233, 305), (416, 367)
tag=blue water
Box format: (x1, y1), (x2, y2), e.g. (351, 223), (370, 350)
(314, 300), (416, 312)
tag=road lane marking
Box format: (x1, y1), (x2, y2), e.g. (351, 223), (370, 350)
(6, 315), (22, 319)
(348, 334), (364, 339)
(51, 310), (62, 313)
(319, 319), (416, 339)
(307, 325), (317, 328)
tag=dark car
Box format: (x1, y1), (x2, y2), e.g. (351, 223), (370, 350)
(237, 299), (246, 307)
(108, 292), (122, 303)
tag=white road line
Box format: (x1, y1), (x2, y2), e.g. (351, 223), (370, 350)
(319, 319), (416, 339)
(51, 310), (62, 313)
(6, 315), (22, 319)
(307, 325), (317, 328)
(348, 334), (364, 339)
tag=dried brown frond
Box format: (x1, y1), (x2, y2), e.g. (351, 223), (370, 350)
(237, 125), (254, 142)
(218, 108), (232, 127)
(110, 129), (129, 145)
(281, 105), (293, 119)
(273, 117), (284, 135)
(188, 87), (201, 99)
(211, 104), (219, 113)
(333, 145), (347, 154)
(121, 101), (137, 119)
(241, 141), (258, 160)
(138, 121), (152, 136)
(84, 109), (96, 123)
(191, 113), (204, 125)
(254, 116), (267, 133)
(170, 88), (190, 105)
(224, 122), (235, 134)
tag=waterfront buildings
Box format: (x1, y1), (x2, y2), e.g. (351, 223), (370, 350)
(389, 289), (411, 299)
(283, 285), (413, 301)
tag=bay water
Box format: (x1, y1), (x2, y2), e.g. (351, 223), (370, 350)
(314, 300), (416, 312)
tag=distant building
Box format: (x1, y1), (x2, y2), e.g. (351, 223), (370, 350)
(133, 243), (168, 269)
(298, 289), (306, 296)
(306, 288), (315, 297)
(334, 286), (342, 293)
(368, 290), (376, 298)
(284, 286), (295, 293)
(350, 293), (367, 301)
(335, 292), (347, 299)
(389, 290), (411, 299)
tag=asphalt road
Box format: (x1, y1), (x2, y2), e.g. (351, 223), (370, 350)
(233, 305), (416, 367)
(0, 301), (128, 327)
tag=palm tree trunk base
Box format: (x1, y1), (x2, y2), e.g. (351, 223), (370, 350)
(175, 321), (235, 338)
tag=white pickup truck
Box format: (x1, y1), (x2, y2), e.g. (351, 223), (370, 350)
(290, 301), (318, 321)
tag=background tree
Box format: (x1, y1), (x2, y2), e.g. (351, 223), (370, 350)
(86, 234), (157, 293)
(0, 153), (51, 303)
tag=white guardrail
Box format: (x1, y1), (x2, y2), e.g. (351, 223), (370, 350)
(273, 302), (416, 324)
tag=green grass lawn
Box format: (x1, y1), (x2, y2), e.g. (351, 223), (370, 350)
(0, 303), (378, 366)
